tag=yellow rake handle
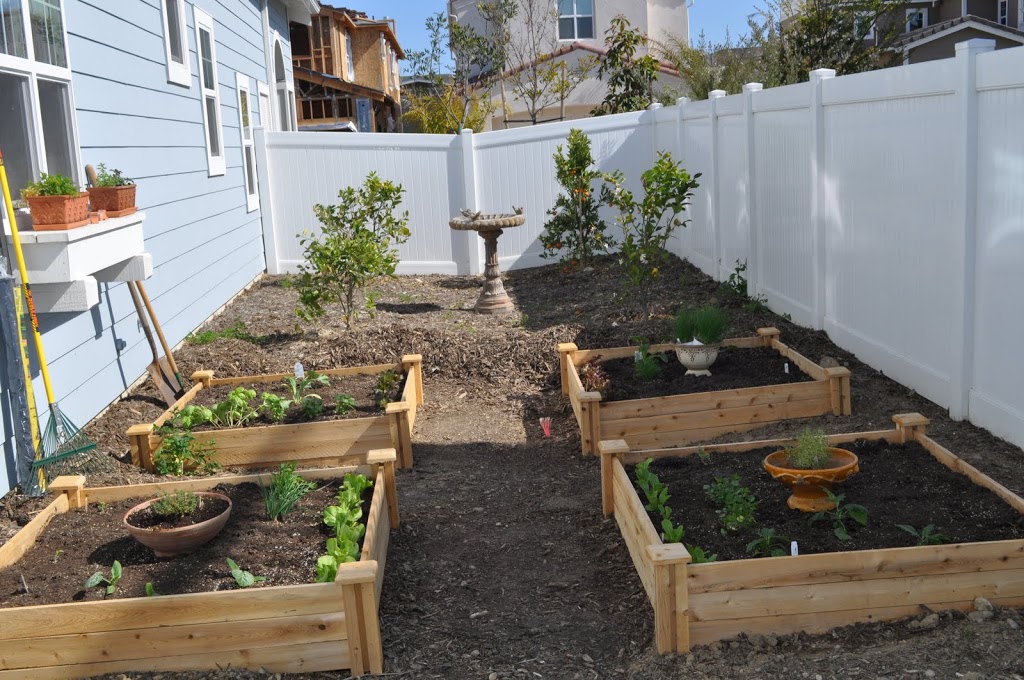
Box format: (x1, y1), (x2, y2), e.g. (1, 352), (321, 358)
(0, 149), (58, 406)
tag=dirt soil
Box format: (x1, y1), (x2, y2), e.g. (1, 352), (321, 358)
(3, 254), (1024, 679)
(638, 439), (1024, 561)
(602, 345), (812, 402)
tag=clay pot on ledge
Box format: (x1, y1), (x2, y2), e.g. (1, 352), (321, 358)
(763, 448), (860, 512)
(674, 340), (721, 376)
(87, 184), (136, 216)
(124, 492), (232, 557)
(25, 194), (91, 231)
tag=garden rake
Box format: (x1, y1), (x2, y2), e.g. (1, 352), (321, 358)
(0, 148), (96, 493)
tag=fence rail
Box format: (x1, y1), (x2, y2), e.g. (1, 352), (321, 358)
(255, 39), (1024, 450)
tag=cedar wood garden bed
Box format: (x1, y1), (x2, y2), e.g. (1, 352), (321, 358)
(0, 449), (400, 678)
(126, 356), (423, 472)
(558, 328), (852, 455)
(597, 414), (1024, 654)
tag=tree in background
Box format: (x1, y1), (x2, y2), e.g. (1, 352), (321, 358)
(656, 30), (760, 100)
(592, 16), (660, 116)
(403, 84), (492, 134)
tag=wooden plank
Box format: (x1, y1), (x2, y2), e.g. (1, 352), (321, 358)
(386, 405), (414, 469)
(572, 337), (762, 364)
(916, 433), (1024, 514)
(359, 581), (384, 674)
(611, 460), (659, 602)
(674, 562), (690, 653)
(688, 540), (1024, 593)
(601, 380), (830, 421)
(771, 339), (827, 381)
(689, 567), (1024, 621)
(688, 596), (1024, 648)
(620, 417), (823, 452)
(602, 394), (831, 439)
(0, 582), (344, 641)
(652, 563), (675, 654)
(0, 495), (68, 569)
(0, 612), (346, 669)
(360, 470), (386, 562)
(0, 640), (350, 679)
(557, 343), (578, 395)
(150, 382), (204, 428)
(209, 362), (399, 386)
(342, 584), (365, 677)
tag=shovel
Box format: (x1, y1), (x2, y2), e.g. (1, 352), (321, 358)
(127, 281), (184, 406)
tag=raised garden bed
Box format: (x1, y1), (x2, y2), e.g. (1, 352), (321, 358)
(0, 449), (400, 677)
(597, 414), (1024, 653)
(127, 355), (423, 471)
(558, 328), (851, 455)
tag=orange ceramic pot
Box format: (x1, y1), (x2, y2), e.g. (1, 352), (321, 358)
(763, 447), (859, 512)
(124, 492), (232, 557)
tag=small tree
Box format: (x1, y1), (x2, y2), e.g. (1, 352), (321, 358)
(295, 173), (410, 329)
(539, 128), (614, 268)
(593, 16), (661, 116)
(603, 153), (700, 302)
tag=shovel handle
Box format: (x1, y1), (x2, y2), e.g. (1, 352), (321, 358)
(135, 281), (182, 383)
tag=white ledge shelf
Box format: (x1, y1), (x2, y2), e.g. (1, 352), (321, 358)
(6, 212), (152, 314)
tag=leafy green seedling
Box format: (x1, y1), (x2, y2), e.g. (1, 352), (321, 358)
(631, 336), (667, 381)
(260, 392), (291, 422)
(687, 544), (718, 563)
(704, 475), (758, 534)
(226, 558), (266, 588)
(260, 462), (317, 521)
(661, 518), (685, 543)
(746, 528), (789, 557)
(84, 560), (123, 595)
(809, 489), (868, 541)
(334, 393), (357, 415)
(300, 394), (325, 420)
(897, 523), (949, 546)
(145, 582), (161, 597)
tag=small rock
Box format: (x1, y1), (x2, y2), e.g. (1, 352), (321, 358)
(820, 355), (841, 368)
(920, 613), (940, 630)
(582, 654), (594, 664)
(974, 596), (993, 612)
(924, 671), (936, 678)
(489, 674), (498, 680)
(747, 633), (765, 649)
(968, 610), (994, 622)
(1007, 618), (1020, 630)
(471, 649), (480, 657)
(907, 620), (920, 631)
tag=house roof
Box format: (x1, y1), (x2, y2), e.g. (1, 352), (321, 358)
(294, 65), (397, 104)
(283, 0), (321, 25)
(318, 4), (405, 58)
(893, 14), (1024, 49)
(479, 41), (679, 84)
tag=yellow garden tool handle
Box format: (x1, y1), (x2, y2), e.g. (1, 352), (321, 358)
(0, 149), (58, 406)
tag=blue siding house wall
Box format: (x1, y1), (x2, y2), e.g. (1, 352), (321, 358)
(0, 0), (316, 494)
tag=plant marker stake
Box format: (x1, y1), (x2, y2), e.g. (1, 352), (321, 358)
(790, 541), (799, 556)
(294, 362), (304, 379)
(784, 362), (790, 374)
(539, 417), (552, 437)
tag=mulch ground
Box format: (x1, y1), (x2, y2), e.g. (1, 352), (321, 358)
(2, 253), (1024, 678)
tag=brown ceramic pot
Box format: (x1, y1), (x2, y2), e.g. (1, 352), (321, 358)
(25, 194), (90, 230)
(763, 447), (860, 512)
(88, 184), (136, 214)
(124, 492), (232, 557)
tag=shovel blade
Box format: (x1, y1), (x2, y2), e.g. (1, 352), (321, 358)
(148, 359), (182, 407)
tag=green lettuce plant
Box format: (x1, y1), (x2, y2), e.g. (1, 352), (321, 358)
(316, 473), (374, 582)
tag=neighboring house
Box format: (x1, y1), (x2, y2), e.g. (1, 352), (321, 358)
(289, 5), (403, 132)
(449, 0), (689, 128)
(0, 0), (316, 494)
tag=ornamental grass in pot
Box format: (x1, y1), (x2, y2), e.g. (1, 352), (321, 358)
(763, 428), (860, 512)
(124, 490), (232, 557)
(673, 305), (728, 376)
(21, 173), (90, 230)
(87, 164), (136, 216)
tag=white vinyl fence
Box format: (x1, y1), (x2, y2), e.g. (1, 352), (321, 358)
(256, 39), (1024, 449)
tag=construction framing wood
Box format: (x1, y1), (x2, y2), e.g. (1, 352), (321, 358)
(126, 355), (424, 472)
(0, 452), (400, 678)
(559, 329), (852, 456)
(597, 414), (1024, 653)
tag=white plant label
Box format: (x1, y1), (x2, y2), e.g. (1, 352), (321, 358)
(790, 540), (799, 556)
(634, 351), (642, 363)
(784, 362), (790, 374)
(294, 362), (305, 379)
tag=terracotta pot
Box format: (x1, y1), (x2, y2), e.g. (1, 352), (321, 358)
(25, 194), (90, 230)
(88, 185), (136, 215)
(763, 447), (860, 512)
(124, 492), (232, 557)
(674, 342), (721, 376)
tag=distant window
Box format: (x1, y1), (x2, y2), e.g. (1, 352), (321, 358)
(194, 7), (225, 176)
(160, 0), (190, 86)
(998, 0), (1008, 25)
(855, 12), (876, 40)
(905, 8), (927, 32)
(344, 31), (354, 80)
(557, 0), (594, 40)
(235, 73), (259, 212)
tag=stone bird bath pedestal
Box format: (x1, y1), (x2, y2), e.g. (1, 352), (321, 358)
(449, 210), (526, 314)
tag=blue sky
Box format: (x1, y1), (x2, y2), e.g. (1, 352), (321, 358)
(363, 1), (762, 72)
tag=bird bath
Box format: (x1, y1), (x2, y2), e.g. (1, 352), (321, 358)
(449, 210), (526, 314)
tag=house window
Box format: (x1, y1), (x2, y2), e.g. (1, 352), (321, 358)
(998, 0), (1008, 24)
(344, 31), (354, 81)
(905, 7), (927, 32)
(557, 0), (594, 40)
(235, 74), (258, 212)
(160, 0), (190, 86)
(273, 36), (295, 131)
(855, 12), (876, 40)
(257, 80), (270, 130)
(194, 7), (225, 176)
(0, 0), (79, 199)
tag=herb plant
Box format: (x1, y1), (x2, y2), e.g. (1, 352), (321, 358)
(153, 423), (220, 477)
(21, 173), (79, 198)
(704, 475), (758, 533)
(539, 128), (614, 268)
(260, 392), (290, 422)
(179, 387), (259, 429)
(375, 369), (400, 408)
(94, 163), (134, 187)
(897, 523), (949, 546)
(809, 489), (868, 541)
(151, 490), (200, 518)
(284, 371), (330, 402)
(334, 393), (357, 415)
(745, 528), (789, 557)
(316, 473), (374, 582)
(295, 172), (411, 329)
(785, 428), (832, 469)
(578, 359), (609, 395)
(299, 394), (325, 420)
(674, 305), (729, 345)
(632, 336), (667, 381)
(720, 260), (771, 313)
(226, 558), (265, 588)
(687, 544), (718, 563)
(260, 462), (317, 522)
(84, 560), (122, 595)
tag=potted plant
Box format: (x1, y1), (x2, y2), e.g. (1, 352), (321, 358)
(87, 164), (137, 216)
(763, 428), (860, 512)
(124, 489), (232, 557)
(673, 305), (728, 376)
(20, 173), (90, 231)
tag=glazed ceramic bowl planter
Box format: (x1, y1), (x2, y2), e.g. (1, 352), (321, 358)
(25, 193), (91, 230)
(88, 184), (137, 217)
(763, 447), (860, 512)
(123, 491), (232, 557)
(674, 341), (721, 376)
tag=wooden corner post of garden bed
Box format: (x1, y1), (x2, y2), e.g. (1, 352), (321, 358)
(599, 439), (630, 518)
(893, 412), (930, 443)
(368, 448), (400, 527)
(557, 343), (578, 396)
(386, 402), (414, 469)
(648, 543), (692, 654)
(336, 560), (382, 676)
(402, 354), (425, 406)
(127, 423), (157, 471)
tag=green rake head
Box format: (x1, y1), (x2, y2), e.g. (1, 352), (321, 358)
(25, 404), (97, 495)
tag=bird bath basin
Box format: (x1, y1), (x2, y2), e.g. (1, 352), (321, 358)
(449, 211), (526, 314)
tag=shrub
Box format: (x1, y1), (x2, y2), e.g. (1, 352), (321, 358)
(674, 305), (728, 345)
(785, 428), (831, 469)
(295, 172), (410, 329)
(539, 128), (614, 267)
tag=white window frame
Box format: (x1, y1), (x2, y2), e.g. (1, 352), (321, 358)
(344, 30), (354, 81)
(160, 0), (191, 87)
(257, 80), (270, 129)
(235, 73), (258, 212)
(856, 12), (876, 40)
(0, 0), (82, 191)
(557, 0), (595, 41)
(998, 0), (1009, 25)
(194, 7), (225, 176)
(272, 32), (296, 131)
(905, 7), (927, 32)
